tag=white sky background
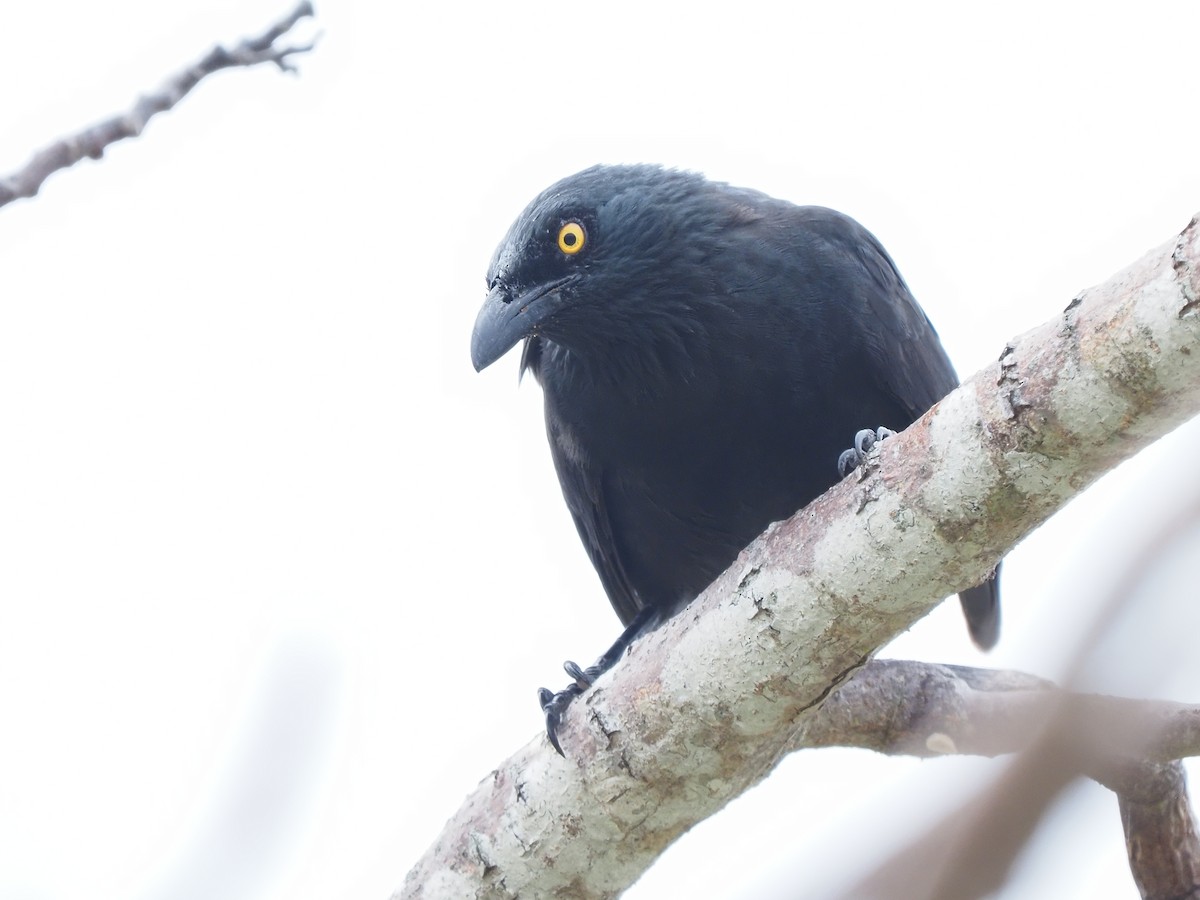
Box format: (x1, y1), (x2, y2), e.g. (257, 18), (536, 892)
(2, 2), (1199, 898)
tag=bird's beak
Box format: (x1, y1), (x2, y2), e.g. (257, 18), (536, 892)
(470, 278), (569, 372)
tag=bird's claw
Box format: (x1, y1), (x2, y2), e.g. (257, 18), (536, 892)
(563, 659), (604, 688)
(539, 682), (585, 756)
(837, 426), (896, 477)
(538, 658), (606, 754)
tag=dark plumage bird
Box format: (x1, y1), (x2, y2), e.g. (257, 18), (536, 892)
(471, 164), (1000, 753)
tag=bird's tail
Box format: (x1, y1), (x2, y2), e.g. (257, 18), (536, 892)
(958, 568), (1001, 650)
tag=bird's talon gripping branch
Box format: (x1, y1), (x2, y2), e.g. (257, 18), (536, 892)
(836, 448), (860, 479)
(539, 684), (584, 756)
(563, 660), (593, 689)
(838, 426), (897, 477)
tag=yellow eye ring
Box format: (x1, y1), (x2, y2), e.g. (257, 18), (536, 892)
(557, 221), (586, 255)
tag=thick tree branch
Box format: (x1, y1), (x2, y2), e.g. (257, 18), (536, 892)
(0, 1), (315, 209)
(400, 214), (1200, 899)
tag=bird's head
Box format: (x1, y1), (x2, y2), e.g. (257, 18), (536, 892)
(470, 165), (737, 376)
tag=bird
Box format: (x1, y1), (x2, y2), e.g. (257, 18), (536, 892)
(471, 164), (1000, 753)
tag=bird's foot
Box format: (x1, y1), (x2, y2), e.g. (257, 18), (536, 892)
(538, 660), (604, 756)
(837, 426), (896, 478)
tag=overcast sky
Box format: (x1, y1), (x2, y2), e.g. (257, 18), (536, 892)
(3, 2), (1200, 898)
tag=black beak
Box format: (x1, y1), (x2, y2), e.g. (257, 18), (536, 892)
(470, 278), (570, 372)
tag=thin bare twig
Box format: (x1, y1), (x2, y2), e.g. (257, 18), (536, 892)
(0, 1), (316, 209)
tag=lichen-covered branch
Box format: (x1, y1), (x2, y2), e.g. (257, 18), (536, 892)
(400, 213), (1200, 899)
(0, 1), (316, 209)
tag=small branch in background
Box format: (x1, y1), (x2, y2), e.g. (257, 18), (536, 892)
(800, 660), (1200, 765)
(0, 0), (316, 209)
(802, 660), (1200, 767)
(823, 664), (1200, 898)
(842, 683), (1200, 900)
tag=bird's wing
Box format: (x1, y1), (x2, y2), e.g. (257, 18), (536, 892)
(840, 218), (961, 418)
(544, 407), (644, 627)
(830, 216), (1003, 650)
(721, 198), (961, 420)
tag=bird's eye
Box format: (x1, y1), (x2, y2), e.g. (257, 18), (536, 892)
(557, 221), (586, 256)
